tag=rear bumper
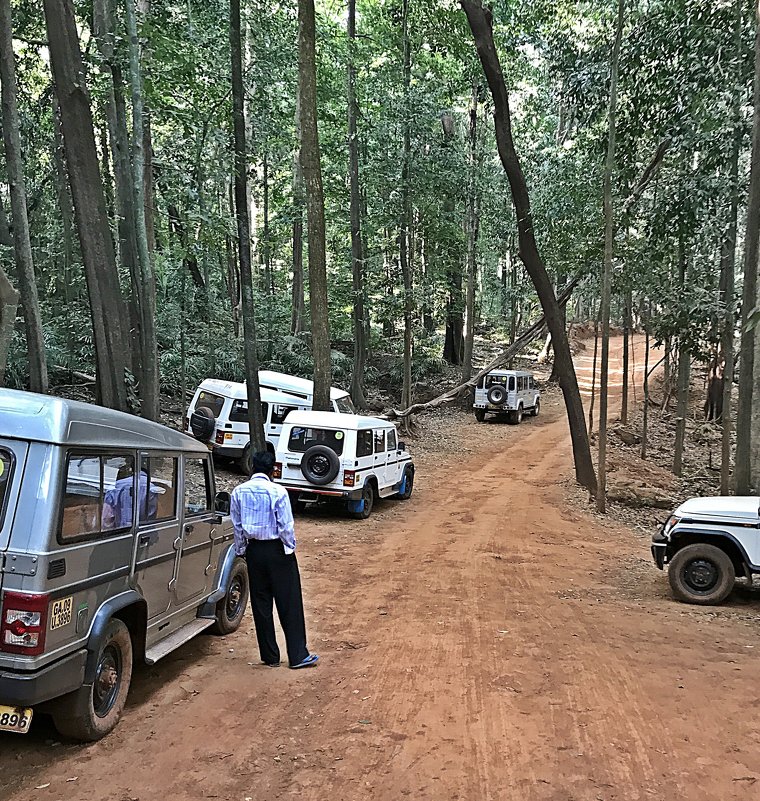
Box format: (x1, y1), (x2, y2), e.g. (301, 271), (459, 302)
(213, 445), (245, 459)
(283, 484), (363, 501)
(0, 648), (87, 707)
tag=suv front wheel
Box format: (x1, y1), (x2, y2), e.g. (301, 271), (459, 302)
(668, 543), (735, 605)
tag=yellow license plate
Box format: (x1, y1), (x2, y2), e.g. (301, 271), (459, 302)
(0, 705), (33, 734)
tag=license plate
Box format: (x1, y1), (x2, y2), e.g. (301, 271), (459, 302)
(0, 705), (33, 734)
(50, 596), (73, 630)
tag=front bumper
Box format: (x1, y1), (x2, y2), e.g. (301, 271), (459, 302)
(651, 529), (669, 570)
(0, 648), (87, 707)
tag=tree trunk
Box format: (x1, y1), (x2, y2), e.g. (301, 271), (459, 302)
(461, 0), (597, 493)
(721, 0), (742, 495)
(138, 0), (155, 254)
(44, 0), (130, 411)
(621, 290), (631, 425)
(673, 341), (690, 477)
(641, 306), (650, 460)
(462, 80), (480, 382)
(230, 0), (266, 452)
(0, 0), (48, 393)
(125, 0), (159, 420)
(347, 0), (367, 409)
(588, 313), (600, 435)
(735, 0), (760, 494)
(596, 0), (623, 513)
(298, 0), (332, 411)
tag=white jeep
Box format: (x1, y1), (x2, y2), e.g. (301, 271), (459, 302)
(473, 369), (540, 424)
(274, 411), (414, 519)
(652, 496), (760, 605)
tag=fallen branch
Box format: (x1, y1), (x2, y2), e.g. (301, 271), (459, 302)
(389, 275), (580, 421)
(620, 138), (670, 219)
(53, 364), (96, 383)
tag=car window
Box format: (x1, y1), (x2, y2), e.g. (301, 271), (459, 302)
(184, 457), (212, 516)
(271, 405), (299, 425)
(508, 377), (515, 391)
(61, 453), (135, 540)
(139, 455), (178, 524)
(288, 427), (345, 455)
(486, 375), (506, 387)
(386, 429), (397, 451)
(229, 400), (269, 424)
(196, 391), (225, 418)
(374, 429), (386, 453)
(335, 396), (356, 414)
(0, 449), (13, 527)
(357, 430), (373, 458)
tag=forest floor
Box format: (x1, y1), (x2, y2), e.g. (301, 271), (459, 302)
(2, 336), (760, 801)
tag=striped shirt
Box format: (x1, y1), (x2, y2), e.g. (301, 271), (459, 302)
(230, 473), (296, 556)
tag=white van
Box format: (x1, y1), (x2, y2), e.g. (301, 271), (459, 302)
(186, 375), (355, 474)
(473, 369), (540, 424)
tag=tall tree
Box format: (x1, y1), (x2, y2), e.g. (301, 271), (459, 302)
(298, 0), (332, 411)
(0, 0), (48, 393)
(462, 80), (480, 381)
(291, 83), (307, 336)
(461, 0), (597, 493)
(597, 0), (624, 514)
(230, 0), (265, 453)
(347, 0), (367, 409)
(43, 0), (131, 411)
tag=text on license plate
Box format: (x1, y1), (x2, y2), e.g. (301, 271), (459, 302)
(50, 596), (73, 630)
(0, 705), (33, 734)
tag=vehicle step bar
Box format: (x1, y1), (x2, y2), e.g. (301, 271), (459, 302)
(145, 618), (215, 665)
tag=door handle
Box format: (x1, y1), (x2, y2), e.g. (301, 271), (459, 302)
(185, 524), (194, 535)
(139, 532), (158, 547)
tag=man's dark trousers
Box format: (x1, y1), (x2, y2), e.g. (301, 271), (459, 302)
(244, 539), (309, 666)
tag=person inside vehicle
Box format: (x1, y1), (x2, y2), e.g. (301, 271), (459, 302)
(102, 464), (159, 530)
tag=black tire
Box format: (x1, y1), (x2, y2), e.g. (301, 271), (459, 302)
(487, 385), (507, 405)
(396, 466), (414, 500)
(238, 444), (252, 477)
(668, 543), (735, 605)
(474, 408), (486, 423)
(190, 406), (216, 440)
(532, 399), (540, 417)
(509, 405), (523, 425)
(301, 445), (340, 485)
(350, 482), (375, 519)
(51, 619), (133, 742)
(211, 558), (249, 635)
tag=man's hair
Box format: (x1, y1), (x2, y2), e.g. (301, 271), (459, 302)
(251, 451), (276, 476)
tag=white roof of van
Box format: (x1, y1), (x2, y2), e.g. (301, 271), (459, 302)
(259, 370), (349, 400)
(486, 369), (534, 377)
(198, 379), (308, 406)
(283, 410), (391, 431)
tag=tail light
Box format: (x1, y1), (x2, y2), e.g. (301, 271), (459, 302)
(0, 592), (49, 656)
(215, 429), (224, 445)
(273, 461), (282, 479)
(343, 470), (355, 487)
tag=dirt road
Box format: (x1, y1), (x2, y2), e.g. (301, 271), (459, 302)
(2, 340), (760, 800)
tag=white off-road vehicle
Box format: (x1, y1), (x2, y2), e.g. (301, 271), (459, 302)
(473, 369), (540, 424)
(274, 411), (414, 519)
(652, 496), (760, 605)
(186, 373), (355, 474)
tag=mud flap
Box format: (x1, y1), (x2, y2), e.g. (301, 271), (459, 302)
(398, 473), (407, 495)
(347, 498), (365, 514)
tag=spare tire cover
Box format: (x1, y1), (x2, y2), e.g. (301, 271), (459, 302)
(301, 445), (340, 486)
(190, 406), (216, 440)
(487, 385), (507, 405)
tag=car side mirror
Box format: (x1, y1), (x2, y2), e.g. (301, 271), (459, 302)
(398, 441), (406, 451)
(215, 491), (231, 515)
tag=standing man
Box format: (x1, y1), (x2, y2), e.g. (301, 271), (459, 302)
(230, 451), (318, 669)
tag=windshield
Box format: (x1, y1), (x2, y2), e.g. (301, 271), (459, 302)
(0, 449), (14, 528)
(288, 427), (345, 456)
(335, 395), (356, 414)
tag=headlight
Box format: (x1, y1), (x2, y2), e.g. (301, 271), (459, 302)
(664, 515), (681, 533)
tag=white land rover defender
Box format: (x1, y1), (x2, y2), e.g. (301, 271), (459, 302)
(652, 496), (760, 605)
(274, 411), (414, 519)
(473, 369), (540, 424)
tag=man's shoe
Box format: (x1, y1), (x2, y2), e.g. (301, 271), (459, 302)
(290, 654), (319, 669)
(263, 661), (280, 667)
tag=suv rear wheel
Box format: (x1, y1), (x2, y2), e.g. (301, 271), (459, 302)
(509, 405), (523, 425)
(668, 543), (735, 605)
(52, 618), (133, 742)
(351, 482), (375, 519)
(474, 408), (486, 423)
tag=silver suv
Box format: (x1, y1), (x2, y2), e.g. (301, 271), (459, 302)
(0, 390), (248, 741)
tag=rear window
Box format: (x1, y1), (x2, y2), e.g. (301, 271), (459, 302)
(486, 376), (507, 388)
(287, 427), (345, 456)
(335, 396), (356, 414)
(272, 405), (299, 425)
(196, 391), (225, 418)
(0, 449), (14, 527)
(229, 400), (269, 424)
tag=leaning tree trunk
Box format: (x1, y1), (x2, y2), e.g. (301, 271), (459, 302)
(735, 0), (760, 494)
(43, 0), (130, 411)
(596, 0), (623, 514)
(347, 0), (367, 409)
(0, 0), (48, 393)
(461, 0), (597, 493)
(298, 0), (332, 411)
(462, 80), (480, 382)
(230, 0), (266, 452)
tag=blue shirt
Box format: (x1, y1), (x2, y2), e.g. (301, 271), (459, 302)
(230, 473), (296, 556)
(102, 473), (158, 530)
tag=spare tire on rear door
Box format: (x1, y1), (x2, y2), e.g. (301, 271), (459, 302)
(301, 444), (340, 485)
(190, 406), (216, 440)
(487, 385), (507, 405)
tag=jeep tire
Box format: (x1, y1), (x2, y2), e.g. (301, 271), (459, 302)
(190, 406), (215, 441)
(509, 405), (523, 425)
(351, 482), (375, 519)
(211, 558), (249, 635)
(51, 618), (133, 742)
(396, 466), (414, 500)
(668, 543), (735, 605)
(487, 385), (507, 405)
(532, 399), (540, 417)
(474, 408), (486, 423)
(301, 444), (340, 485)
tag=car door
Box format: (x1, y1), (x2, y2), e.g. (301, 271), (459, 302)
(373, 428), (389, 487)
(385, 427), (403, 486)
(268, 404), (301, 450)
(133, 454), (181, 620)
(175, 455), (215, 605)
